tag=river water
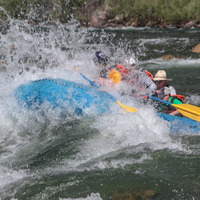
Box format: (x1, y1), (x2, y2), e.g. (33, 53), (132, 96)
(0, 19), (200, 200)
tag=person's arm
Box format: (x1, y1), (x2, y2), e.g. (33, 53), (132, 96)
(169, 109), (181, 116)
(169, 97), (182, 115)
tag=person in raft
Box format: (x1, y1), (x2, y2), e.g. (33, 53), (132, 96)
(156, 86), (183, 116)
(93, 51), (157, 95)
(153, 70), (176, 95)
(93, 51), (129, 85)
(128, 59), (157, 96)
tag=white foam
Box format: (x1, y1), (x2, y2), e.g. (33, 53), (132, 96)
(0, 19), (196, 192)
(59, 193), (103, 200)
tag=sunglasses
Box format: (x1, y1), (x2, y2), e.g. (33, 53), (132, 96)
(154, 80), (163, 83)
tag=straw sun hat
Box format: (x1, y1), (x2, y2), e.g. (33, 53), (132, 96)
(154, 70), (173, 81)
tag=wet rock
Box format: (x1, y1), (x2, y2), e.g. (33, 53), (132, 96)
(130, 21), (138, 27)
(159, 22), (174, 28)
(194, 24), (200, 28)
(162, 54), (176, 60)
(114, 14), (124, 23)
(112, 192), (134, 200)
(112, 189), (156, 200)
(89, 6), (114, 27)
(116, 24), (123, 28)
(145, 21), (153, 27)
(184, 21), (195, 28)
(162, 54), (187, 60)
(133, 189), (156, 199)
(192, 44), (200, 53)
(125, 21), (131, 26)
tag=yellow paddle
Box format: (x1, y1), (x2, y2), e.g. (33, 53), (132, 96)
(77, 71), (138, 113)
(149, 95), (200, 122)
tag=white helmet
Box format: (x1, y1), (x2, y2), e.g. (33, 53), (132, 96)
(129, 57), (136, 66)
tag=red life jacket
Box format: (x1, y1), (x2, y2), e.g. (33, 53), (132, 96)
(116, 64), (128, 79)
(170, 95), (186, 103)
(145, 70), (154, 81)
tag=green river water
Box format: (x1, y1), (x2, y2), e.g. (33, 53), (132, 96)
(0, 20), (200, 200)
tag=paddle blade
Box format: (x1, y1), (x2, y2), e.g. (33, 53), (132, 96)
(116, 101), (138, 112)
(173, 103), (200, 122)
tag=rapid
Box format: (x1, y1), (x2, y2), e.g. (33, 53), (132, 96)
(0, 19), (200, 200)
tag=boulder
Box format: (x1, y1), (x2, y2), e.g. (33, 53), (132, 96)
(145, 21), (153, 27)
(162, 54), (176, 60)
(89, 6), (114, 27)
(184, 21), (195, 28)
(162, 54), (186, 60)
(130, 21), (138, 27)
(192, 44), (200, 53)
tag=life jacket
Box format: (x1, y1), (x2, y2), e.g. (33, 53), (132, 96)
(170, 95), (186, 103)
(145, 70), (154, 81)
(100, 64), (128, 84)
(116, 64), (128, 79)
(109, 69), (121, 84)
(161, 95), (185, 116)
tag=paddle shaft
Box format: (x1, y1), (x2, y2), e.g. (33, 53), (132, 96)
(80, 73), (117, 101)
(80, 73), (100, 89)
(149, 95), (171, 105)
(79, 72), (137, 112)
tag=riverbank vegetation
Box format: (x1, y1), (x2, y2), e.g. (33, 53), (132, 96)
(0, 0), (200, 28)
(110, 0), (200, 27)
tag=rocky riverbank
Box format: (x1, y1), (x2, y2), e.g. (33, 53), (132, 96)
(89, 6), (200, 28)
(0, 0), (200, 29)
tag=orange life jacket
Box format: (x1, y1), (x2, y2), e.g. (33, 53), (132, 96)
(145, 70), (154, 81)
(170, 95), (186, 103)
(100, 64), (128, 84)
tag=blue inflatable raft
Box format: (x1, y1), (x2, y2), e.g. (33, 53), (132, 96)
(15, 78), (200, 134)
(158, 113), (200, 134)
(15, 78), (115, 115)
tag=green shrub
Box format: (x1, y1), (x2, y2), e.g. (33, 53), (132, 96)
(0, 0), (199, 25)
(109, 0), (200, 25)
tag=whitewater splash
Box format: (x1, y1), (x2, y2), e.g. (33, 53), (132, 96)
(0, 19), (199, 199)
